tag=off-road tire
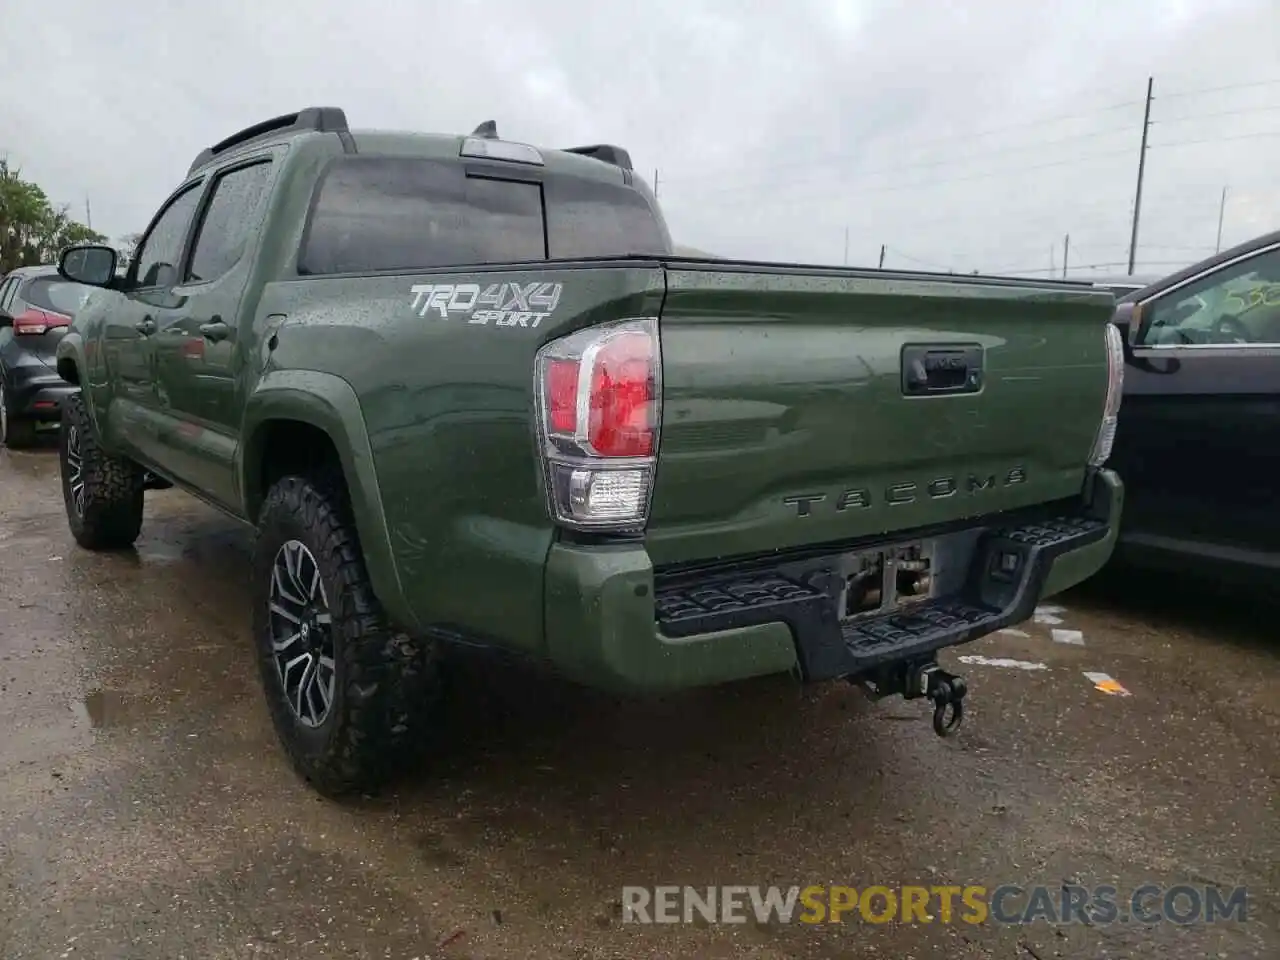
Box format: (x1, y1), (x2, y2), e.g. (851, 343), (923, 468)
(252, 474), (444, 798)
(60, 392), (145, 549)
(0, 380), (38, 449)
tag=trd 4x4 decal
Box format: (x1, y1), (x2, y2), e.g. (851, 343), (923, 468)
(409, 281), (564, 328)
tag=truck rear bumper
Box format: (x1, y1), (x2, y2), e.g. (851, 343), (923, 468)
(544, 469), (1123, 694)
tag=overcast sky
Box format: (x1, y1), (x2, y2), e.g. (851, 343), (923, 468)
(3, 0), (1278, 278)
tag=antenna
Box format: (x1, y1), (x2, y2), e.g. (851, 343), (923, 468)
(471, 120), (498, 139)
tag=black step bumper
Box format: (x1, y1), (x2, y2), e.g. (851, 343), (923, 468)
(653, 475), (1118, 683)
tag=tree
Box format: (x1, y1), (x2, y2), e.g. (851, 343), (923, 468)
(115, 231), (143, 267)
(0, 159), (107, 273)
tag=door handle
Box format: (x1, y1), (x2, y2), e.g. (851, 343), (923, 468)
(135, 316), (156, 336)
(199, 320), (230, 342)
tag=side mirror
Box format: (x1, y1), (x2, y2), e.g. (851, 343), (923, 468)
(0, 311), (12, 330)
(58, 244), (119, 288)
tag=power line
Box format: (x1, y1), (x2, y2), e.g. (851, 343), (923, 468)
(1149, 130), (1280, 149)
(661, 124), (1138, 193)
(672, 146), (1135, 206)
(1150, 103), (1280, 124)
(1156, 78), (1280, 100)
(662, 104), (1280, 203)
(657, 102), (1148, 190)
(885, 247), (959, 271)
(990, 259), (1199, 275)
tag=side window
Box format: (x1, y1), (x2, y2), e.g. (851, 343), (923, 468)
(186, 161), (274, 283)
(1137, 247), (1280, 347)
(132, 184), (204, 289)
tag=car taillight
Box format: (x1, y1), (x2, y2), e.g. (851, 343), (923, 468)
(534, 317), (661, 531)
(14, 309), (70, 336)
(1088, 323), (1125, 467)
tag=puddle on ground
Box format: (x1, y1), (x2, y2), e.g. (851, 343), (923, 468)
(134, 542), (186, 564)
(73, 689), (130, 729)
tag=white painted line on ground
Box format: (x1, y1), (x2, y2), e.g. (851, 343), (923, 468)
(1037, 604), (1066, 615)
(997, 628), (1031, 638)
(1051, 628), (1085, 646)
(1083, 671), (1131, 696)
(959, 655), (1048, 671)
(1034, 609), (1064, 625)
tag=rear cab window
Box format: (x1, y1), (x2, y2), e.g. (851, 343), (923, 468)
(298, 155), (669, 275)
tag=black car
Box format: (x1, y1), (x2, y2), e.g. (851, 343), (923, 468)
(0, 265), (90, 447)
(1106, 229), (1280, 585)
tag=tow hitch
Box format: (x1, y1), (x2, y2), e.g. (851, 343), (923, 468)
(850, 660), (968, 737)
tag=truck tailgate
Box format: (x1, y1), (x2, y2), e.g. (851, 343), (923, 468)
(646, 265), (1116, 567)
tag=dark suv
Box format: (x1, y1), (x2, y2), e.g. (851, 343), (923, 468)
(0, 265), (91, 447)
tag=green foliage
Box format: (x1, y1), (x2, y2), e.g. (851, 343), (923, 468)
(115, 231), (143, 267)
(0, 158), (107, 274)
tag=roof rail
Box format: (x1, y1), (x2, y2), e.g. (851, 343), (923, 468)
(563, 144), (633, 171)
(187, 106), (350, 174)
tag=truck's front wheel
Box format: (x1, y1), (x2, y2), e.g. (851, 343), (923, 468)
(60, 393), (145, 549)
(252, 475), (442, 797)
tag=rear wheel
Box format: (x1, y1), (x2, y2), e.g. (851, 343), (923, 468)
(251, 474), (444, 797)
(60, 393), (145, 549)
(0, 380), (38, 449)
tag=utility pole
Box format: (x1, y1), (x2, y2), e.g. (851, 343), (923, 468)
(878, 244), (886, 269)
(1127, 76), (1154, 275)
(1063, 234), (1070, 279)
(85, 196), (92, 230)
(652, 169), (659, 198)
(1215, 186), (1228, 253)
(843, 228), (849, 266)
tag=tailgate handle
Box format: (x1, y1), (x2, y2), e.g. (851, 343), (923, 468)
(901, 344), (983, 396)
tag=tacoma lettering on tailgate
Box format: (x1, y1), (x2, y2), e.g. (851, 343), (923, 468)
(783, 468), (1028, 518)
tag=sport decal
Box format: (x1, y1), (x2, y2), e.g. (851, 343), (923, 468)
(409, 281), (563, 328)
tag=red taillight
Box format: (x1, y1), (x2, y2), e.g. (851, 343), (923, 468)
(541, 326), (658, 458)
(546, 359), (581, 434)
(587, 332), (656, 457)
(535, 318), (662, 531)
(13, 309), (70, 336)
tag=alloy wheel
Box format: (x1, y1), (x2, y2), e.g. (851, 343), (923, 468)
(65, 425), (85, 517)
(269, 539), (337, 727)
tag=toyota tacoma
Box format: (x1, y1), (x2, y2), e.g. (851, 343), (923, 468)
(53, 107), (1125, 796)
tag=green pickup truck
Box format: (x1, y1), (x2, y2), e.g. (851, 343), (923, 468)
(54, 107), (1125, 796)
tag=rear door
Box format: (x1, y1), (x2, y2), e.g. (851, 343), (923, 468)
(645, 266), (1115, 567)
(1113, 240), (1280, 561)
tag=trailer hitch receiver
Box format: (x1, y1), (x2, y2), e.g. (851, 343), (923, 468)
(849, 659), (969, 736)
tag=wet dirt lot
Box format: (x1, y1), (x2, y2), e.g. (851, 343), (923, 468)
(0, 439), (1276, 960)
